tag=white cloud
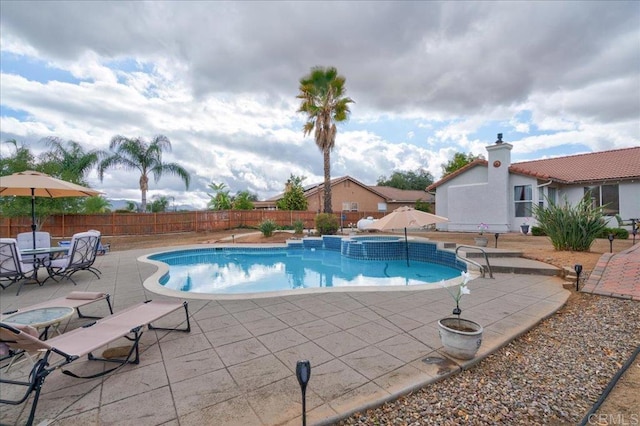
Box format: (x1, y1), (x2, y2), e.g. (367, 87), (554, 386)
(0, 1), (638, 208)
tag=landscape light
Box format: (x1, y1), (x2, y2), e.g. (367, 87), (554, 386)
(607, 233), (614, 253)
(296, 360), (311, 426)
(494, 232), (499, 248)
(574, 264), (583, 291)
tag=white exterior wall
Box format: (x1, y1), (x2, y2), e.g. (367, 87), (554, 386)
(434, 167), (488, 231)
(434, 140), (640, 234)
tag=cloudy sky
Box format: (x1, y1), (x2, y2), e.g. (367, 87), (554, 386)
(1, 1), (638, 209)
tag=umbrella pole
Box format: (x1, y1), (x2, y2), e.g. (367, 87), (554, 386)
(31, 188), (37, 249)
(404, 227), (409, 267)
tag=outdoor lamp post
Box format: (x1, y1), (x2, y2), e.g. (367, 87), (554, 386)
(608, 233), (614, 253)
(494, 232), (500, 248)
(574, 264), (583, 291)
(296, 360), (311, 426)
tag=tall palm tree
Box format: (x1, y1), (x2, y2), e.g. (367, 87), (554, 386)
(297, 66), (353, 213)
(41, 137), (99, 185)
(98, 135), (190, 212)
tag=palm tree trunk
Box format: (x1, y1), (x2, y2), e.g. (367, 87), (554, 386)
(323, 148), (332, 213)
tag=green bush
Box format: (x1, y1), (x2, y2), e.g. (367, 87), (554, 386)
(532, 194), (608, 251)
(531, 226), (546, 236)
(258, 219), (278, 237)
(315, 213), (339, 235)
(293, 219), (305, 234)
(596, 227), (629, 240)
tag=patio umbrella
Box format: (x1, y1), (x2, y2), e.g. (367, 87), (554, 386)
(0, 170), (101, 249)
(369, 206), (449, 266)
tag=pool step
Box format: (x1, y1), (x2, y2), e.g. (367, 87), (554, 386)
(454, 246), (561, 276)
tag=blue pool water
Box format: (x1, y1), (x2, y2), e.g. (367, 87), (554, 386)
(150, 247), (463, 295)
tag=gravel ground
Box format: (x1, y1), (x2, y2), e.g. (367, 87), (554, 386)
(337, 292), (640, 425)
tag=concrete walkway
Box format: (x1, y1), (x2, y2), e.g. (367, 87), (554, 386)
(582, 243), (640, 300)
(1, 246), (569, 426)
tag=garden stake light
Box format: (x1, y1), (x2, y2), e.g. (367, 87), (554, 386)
(574, 264), (583, 291)
(608, 233), (614, 253)
(494, 232), (499, 248)
(296, 360), (311, 426)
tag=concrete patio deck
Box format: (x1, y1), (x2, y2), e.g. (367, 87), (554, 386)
(1, 245), (569, 426)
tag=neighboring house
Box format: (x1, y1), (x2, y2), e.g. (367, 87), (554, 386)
(255, 175), (434, 213)
(427, 135), (640, 233)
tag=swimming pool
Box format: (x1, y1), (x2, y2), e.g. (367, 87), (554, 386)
(142, 241), (467, 298)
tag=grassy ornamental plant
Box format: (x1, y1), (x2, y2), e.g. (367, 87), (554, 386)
(532, 194), (608, 251)
(258, 219), (278, 238)
(293, 219), (305, 234)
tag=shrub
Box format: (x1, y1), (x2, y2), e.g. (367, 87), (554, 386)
(293, 219), (305, 234)
(532, 194), (608, 251)
(258, 219), (278, 238)
(531, 226), (546, 236)
(315, 213), (339, 235)
(596, 227), (629, 240)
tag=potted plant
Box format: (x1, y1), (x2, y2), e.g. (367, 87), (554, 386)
(521, 218), (530, 235)
(437, 272), (483, 360)
(474, 223), (489, 247)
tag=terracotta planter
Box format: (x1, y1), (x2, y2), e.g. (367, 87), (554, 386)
(438, 317), (483, 360)
(474, 236), (488, 247)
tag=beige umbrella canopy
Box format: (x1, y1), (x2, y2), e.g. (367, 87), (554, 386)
(0, 170), (101, 198)
(0, 170), (101, 248)
(369, 206), (449, 266)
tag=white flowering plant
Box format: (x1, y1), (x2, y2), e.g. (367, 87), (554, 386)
(477, 223), (489, 235)
(440, 271), (471, 316)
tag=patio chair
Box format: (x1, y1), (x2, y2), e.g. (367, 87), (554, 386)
(16, 232), (51, 263)
(88, 229), (110, 255)
(43, 231), (101, 286)
(0, 299), (190, 426)
(0, 238), (37, 295)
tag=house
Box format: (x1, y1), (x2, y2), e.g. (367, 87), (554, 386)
(427, 135), (640, 233)
(255, 175), (434, 213)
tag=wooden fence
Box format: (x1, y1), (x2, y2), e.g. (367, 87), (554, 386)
(0, 211), (386, 238)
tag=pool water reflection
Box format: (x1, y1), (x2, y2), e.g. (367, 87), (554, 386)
(152, 248), (462, 295)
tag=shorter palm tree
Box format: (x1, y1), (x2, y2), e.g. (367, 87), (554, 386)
(98, 135), (190, 212)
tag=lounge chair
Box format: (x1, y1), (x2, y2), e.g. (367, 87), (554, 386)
(0, 291), (114, 371)
(44, 231), (101, 286)
(0, 299), (190, 426)
(0, 238), (38, 295)
(2, 291), (114, 331)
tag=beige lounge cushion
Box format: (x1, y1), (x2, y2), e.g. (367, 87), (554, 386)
(66, 291), (106, 300)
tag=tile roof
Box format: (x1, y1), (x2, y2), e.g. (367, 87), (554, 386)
(428, 146), (640, 190)
(369, 186), (434, 202)
(509, 146), (640, 183)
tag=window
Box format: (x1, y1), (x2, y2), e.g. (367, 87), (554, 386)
(585, 184), (619, 215)
(378, 203), (387, 212)
(514, 185), (532, 217)
(548, 187), (557, 205)
(342, 202), (359, 212)
(538, 187), (557, 208)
